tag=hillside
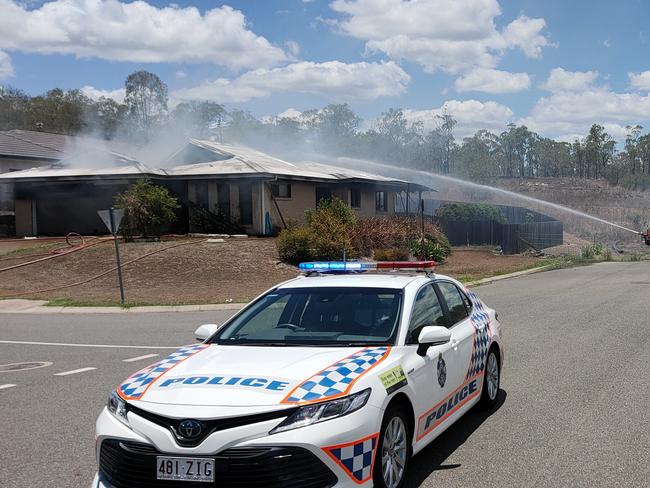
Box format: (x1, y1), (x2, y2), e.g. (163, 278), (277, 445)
(433, 177), (650, 244)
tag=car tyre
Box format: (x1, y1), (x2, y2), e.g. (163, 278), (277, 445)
(479, 347), (500, 409)
(373, 404), (411, 488)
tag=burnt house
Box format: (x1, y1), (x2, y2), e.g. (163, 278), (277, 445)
(0, 136), (432, 237)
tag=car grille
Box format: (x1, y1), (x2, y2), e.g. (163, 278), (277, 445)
(99, 439), (338, 488)
(127, 404), (299, 447)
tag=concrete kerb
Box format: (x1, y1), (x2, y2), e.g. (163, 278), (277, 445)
(0, 299), (245, 314)
(464, 264), (555, 287)
(0, 265), (557, 314)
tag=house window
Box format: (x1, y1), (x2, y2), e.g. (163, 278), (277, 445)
(350, 188), (361, 208)
(271, 183), (292, 199)
(375, 191), (387, 212)
(316, 187), (332, 205)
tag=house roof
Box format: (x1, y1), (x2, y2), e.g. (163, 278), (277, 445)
(0, 136), (433, 191)
(168, 140), (433, 190)
(0, 130), (69, 160)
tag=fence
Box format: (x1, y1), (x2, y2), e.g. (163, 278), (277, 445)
(415, 203), (563, 254)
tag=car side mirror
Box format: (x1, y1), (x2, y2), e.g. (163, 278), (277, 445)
(194, 323), (219, 342)
(417, 326), (451, 356)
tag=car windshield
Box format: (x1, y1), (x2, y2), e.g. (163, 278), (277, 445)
(210, 287), (403, 346)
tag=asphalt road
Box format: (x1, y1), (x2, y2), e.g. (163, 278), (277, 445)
(1, 261), (649, 488)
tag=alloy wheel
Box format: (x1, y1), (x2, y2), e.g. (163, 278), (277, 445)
(381, 416), (407, 488)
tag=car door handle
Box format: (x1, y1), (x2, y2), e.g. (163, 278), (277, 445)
(451, 338), (459, 348)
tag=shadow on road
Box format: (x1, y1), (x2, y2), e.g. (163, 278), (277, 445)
(403, 389), (508, 487)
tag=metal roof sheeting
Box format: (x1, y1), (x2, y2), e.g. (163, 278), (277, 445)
(0, 138), (433, 191)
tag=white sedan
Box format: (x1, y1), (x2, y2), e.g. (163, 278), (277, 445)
(93, 261), (503, 488)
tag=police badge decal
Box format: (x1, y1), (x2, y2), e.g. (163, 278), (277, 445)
(437, 353), (446, 388)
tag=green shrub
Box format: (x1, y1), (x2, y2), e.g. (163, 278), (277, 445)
(421, 223), (452, 259)
(435, 203), (506, 223)
(373, 247), (410, 261)
(603, 248), (613, 261)
(408, 239), (448, 262)
(581, 245), (595, 259)
(305, 197), (357, 260)
(115, 179), (179, 239)
(276, 227), (315, 265)
(593, 242), (604, 256)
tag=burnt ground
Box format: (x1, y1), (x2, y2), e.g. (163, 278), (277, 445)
(0, 237), (548, 305)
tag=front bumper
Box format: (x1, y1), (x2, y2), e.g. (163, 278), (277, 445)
(93, 404), (382, 488)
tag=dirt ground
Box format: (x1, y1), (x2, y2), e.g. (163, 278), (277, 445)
(0, 237), (550, 305)
(0, 237), (297, 305)
(435, 248), (540, 281)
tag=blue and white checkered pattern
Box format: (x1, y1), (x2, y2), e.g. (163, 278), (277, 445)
(465, 291), (492, 380)
(325, 434), (378, 483)
(283, 347), (389, 404)
(119, 344), (208, 400)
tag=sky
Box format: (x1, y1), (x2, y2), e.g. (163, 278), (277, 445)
(1, 0), (650, 141)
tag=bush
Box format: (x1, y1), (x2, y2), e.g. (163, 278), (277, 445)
(352, 217), (412, 256)
(581, 245), (595, 259)
(276, 198), (453, 265)
(593, 242), (604, 255)
(421, 222), (452, 259)
(304, 197), (357, 260)
(408, 239), (449, 262)
(276, 226), (316, 265)
(435, 203), (506, 223)
(115, 179), (179, 239)
(373, 247), (410, 261)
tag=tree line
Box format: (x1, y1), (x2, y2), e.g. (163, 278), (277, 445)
(3, 70), (650, 190)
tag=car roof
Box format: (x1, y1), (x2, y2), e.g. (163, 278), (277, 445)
(277, 272), (434, 290)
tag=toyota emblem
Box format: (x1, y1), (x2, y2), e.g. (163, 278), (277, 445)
(178, 419), (202, 439)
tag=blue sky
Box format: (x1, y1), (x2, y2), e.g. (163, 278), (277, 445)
(1, 0), (650, 140)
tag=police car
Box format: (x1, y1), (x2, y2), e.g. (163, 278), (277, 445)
(93, 261), (503, 488)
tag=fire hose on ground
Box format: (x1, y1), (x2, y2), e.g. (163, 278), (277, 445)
(0, 234), (112, 270)
(0, 238), (207, 298)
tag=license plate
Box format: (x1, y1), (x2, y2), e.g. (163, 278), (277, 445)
(156, 456), (215, 482)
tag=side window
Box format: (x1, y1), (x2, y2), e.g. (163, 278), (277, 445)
(406, 285), (446, 344)
(437, 282), (470, 325)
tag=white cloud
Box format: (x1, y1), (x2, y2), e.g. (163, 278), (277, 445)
(603, 39), (612, 48)
(175, 70), (188, 79)
(173, 60), (410, 103)
(285, 41), (301, 57)
(629, 71), (650, 91)
(330, 0), (552, 74)
(0, 0), (287, 70)
(520, 88), (650, 139)
(402, 99), (514, 138)
(80, 85), (125, 103)
(454, 68), (531, 93)
(501, 15), (553, 58)
(0, 50), (13, 80)
(541, 68), (599, 92)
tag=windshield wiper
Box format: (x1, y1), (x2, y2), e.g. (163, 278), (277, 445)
(218, 341), (300, 346)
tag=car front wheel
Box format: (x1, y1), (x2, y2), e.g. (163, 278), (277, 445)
(373, 405), (411, 488)
(479, 347), (500, 409)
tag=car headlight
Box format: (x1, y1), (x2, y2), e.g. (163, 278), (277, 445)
(107, 390), (129, 426)
(270, 388), (371, 434)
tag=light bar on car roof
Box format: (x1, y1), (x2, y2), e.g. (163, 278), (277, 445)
(298, 261), (436, 272)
